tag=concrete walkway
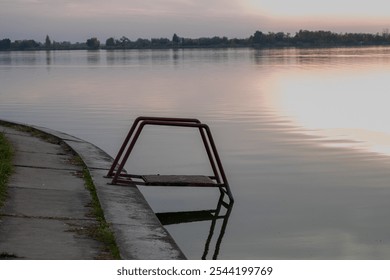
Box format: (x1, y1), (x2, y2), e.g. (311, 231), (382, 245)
(0, 122), (185, 260)
(0, 125), (105, 259)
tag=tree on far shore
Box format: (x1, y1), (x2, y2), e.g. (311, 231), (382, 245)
(86, 37), (100, 50)
(45, 35), (52, 49)
(0, 38), (11, 50)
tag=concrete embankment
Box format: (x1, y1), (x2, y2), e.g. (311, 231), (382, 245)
(0, 120), (185, 259)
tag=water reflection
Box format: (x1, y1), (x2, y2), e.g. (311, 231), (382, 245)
(253, 47), (390, 69)
(45, 50), (51, 66)
(262, 64), (390, 156)
(86, 50), (101, 65)
(3, 48), (390, 259)
(156, 193), (233, 260)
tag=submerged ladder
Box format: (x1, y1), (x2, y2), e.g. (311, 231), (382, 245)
(106, 116), (234, 202)
(156, 193), (234, 260)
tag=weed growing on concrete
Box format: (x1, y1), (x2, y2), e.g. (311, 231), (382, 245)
(68, 153), (121, 259)
(0, 252), (18, 259)
(82, 167), (121, 259)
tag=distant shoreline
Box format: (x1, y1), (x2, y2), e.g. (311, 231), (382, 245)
(1, 30), (390, 51)
(1, 43), (390, 52)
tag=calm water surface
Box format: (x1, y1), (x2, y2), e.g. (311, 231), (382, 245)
(2, 47), (390, 259)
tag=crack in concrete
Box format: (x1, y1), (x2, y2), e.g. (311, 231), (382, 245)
(12, 149), (67, 156)
(0, 213), (95, 221)
(13, 164), (81, 172)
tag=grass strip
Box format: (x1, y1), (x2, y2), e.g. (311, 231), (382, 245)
(71, 155), (120, 259)
(0, 132), (13, 208)
(82, 166), (121, 259)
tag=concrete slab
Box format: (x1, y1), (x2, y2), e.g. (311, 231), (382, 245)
(1, 187), (92, 219)
(32, 126), (84, 142)
(90, 176), (162, 226)
(0, 126), (31, 137)
(64, 140), (114, 170)
(13, 150), (80, 171)
(0, 216), (101, 260)
(113, 224), (186, 260)
(4, 133), (63, 155)
(8, 166), (85, 191)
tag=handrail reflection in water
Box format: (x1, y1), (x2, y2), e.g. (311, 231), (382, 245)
(156, 193), (234, 260)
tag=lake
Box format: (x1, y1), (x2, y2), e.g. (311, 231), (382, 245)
(1, 47), (390, 259)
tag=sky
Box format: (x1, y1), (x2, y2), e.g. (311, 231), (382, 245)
(1, 0), (389, 42)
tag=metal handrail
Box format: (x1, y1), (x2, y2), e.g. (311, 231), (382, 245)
(107, 116), (234, 202)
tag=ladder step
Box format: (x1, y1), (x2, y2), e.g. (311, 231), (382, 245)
(142, 175), (218, 187)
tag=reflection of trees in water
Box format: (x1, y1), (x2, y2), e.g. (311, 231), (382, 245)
(156, 193), (234, 260)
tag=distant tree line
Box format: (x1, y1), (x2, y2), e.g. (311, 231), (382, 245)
(0, 36), (88, 51)
(1, 30), (390, 51)
(251, 29), (390, 47)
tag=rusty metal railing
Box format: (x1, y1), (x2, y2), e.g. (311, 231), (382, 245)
(106, 116), (234, 202)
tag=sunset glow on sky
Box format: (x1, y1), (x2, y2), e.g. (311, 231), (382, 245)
(1, 0), (389, 41)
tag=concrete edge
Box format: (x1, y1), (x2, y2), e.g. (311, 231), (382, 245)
(0, 119), (186, 260)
